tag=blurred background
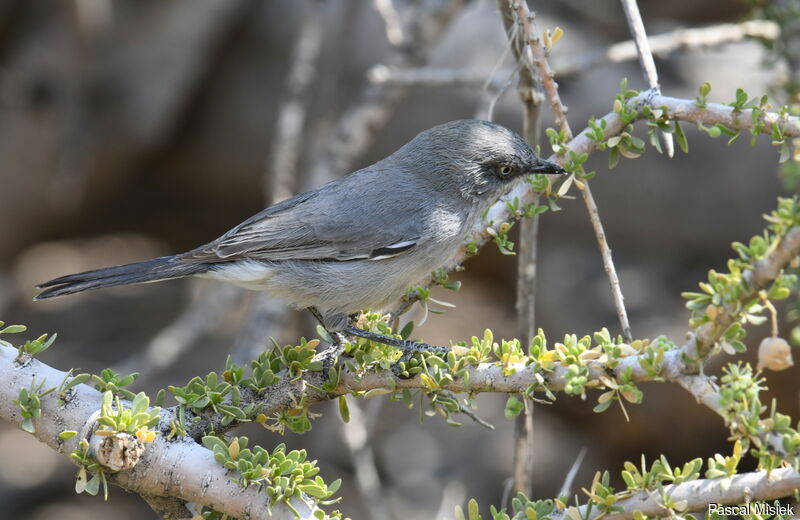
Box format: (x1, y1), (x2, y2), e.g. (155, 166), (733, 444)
(0, 0), (797, 518)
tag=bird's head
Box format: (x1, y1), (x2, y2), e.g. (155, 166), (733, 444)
(398, 119), (566, 203)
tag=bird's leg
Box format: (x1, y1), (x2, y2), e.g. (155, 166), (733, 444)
(307, 306), (327, 326)
(319, 332), (346, 381)
(307, 307), (345, 381)
(343, 325), (450, 378)
(306, 307), (450, 378)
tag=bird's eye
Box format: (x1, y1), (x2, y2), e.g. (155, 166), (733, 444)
(498, 165), (513, 178)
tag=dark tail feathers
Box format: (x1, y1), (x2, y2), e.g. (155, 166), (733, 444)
(34, 255), (209, 300)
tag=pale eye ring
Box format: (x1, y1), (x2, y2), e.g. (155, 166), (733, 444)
(498, 165), (513, 177)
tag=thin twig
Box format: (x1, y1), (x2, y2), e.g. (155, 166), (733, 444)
(510, 1), (633, 342)
(557, 447), (587, 498)
(620, 0), (674, 157)
(372, 0), (404, 47)
(457, 401), (495, 430)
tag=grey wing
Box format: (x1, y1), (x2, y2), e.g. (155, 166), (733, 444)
(193, 181), (424, 262)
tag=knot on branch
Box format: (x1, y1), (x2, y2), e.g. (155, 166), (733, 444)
(92, 432), (145, 472)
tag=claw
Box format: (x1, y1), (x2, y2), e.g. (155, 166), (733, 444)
(343, 325), (450, 379)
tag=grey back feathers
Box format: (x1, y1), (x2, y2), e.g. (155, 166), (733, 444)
(35, 119), (563, 328)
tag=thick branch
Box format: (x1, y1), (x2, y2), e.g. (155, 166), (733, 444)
(0, 346), (317, 520)
(568, 467), (800, 520)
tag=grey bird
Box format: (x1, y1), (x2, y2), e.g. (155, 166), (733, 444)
(35, 120), (565, 362)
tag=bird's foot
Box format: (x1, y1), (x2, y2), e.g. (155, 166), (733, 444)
(343, 325), (449, 379)
(316, 332), (346, 382)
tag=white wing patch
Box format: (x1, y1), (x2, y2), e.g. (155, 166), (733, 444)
(369, 240), (417, 261)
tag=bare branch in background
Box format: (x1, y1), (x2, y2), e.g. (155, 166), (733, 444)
(367, 21), (780, 88)
(115, 283), (243, 385)
(232, 0), (328, 364)
(307, 0), (465, 186)
(557, 20), (780, 78)
(372, 0), (404, 48)
(368, 65), (500, 87)
(265, 0), (325, 204)
(557, 447), (587, 498)
(498, 0), (546, 499)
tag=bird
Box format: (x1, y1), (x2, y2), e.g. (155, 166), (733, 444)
(35, 119), (566, 363)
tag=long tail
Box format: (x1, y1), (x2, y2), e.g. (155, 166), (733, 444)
(34, 255), (210, 300)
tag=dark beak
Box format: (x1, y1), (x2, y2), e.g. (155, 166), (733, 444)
(529, 157), (567, 175)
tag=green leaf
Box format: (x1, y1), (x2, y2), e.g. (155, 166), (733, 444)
(593, 398), (613, 413)
(59, 430), (78, 440)
(468, 498), (481, 520)
(400, 321), (414, 340)
(298, 484), (329, 498)
(338, 395), (350, 423)
(608, 147), (620, 169)
(780, 142), (791, 163)
(674, 122), (688, 153)
(84, 473), (101, 496)
(504, 396), (524, 420)
(202, 435), (228, 453)
(0, 324), (26, 334)
(316, 325), (332, 344)
(21, 417), (35, 434)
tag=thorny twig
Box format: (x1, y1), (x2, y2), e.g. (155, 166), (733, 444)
(509, 1), (634, 342)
